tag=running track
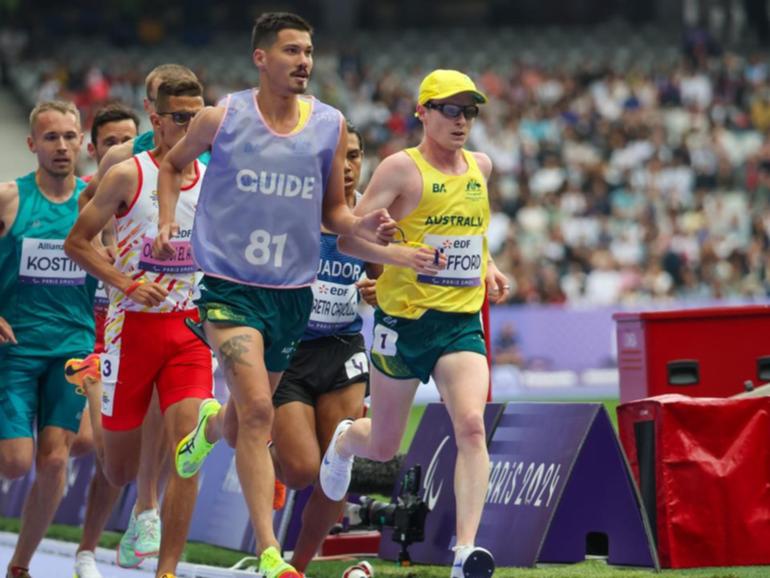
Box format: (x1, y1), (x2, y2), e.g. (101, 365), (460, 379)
(0, 532), (261, 577)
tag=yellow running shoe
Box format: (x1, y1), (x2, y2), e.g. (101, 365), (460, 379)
(258, 546), (302, 578)
(175, 398), (221, 478)
(64, 353), (101, 395)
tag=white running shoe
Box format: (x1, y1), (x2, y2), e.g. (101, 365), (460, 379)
(319, 419), (354, 501)
(74, 550), (103, 578)
(450, 546), (495, 578)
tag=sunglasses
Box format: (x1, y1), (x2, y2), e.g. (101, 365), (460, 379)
(425, 102), (480, 120)
(157, 111), (197, 126)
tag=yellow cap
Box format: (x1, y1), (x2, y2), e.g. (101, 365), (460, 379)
(417, 69), (487, 105)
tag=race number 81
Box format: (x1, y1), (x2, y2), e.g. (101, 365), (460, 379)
(245, 229), (287, 267)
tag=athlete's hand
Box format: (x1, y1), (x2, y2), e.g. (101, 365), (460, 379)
(400, 245), (447, 276)
(126, 282), (169, 307)
(486, 261), (511, 304)
(356, 277), (378, 307)
(357, 209), (397, 245)
(0, 316), (17, 345)
(153, 222), (180, 260)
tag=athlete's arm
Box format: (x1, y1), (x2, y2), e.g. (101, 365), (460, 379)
(78, 140), (135, 211)
(155, 106), (221, 259)
(0, 181), (19, 239)
(473, 151), (510, 303)
(80, 141), (135, 261)
(338, 153), (445, 274)
(322, 119), (397, 245)
(0, 181), (20, 344)
(65, 161), (168, 306)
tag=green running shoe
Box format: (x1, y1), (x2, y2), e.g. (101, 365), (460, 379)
(116, 511), (142, 568)
(133, 508), (161, 558)
(175, 398), (221, 478)
(258, 546), (302, 578)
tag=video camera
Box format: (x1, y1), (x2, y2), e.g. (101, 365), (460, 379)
(348, 465), (429, 565)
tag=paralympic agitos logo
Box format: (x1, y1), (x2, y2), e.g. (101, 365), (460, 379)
(423, 435), (451, 510)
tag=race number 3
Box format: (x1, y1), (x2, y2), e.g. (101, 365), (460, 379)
(245, 229), (287, 267)
(100, 353), (119, 384)
(373, 324), (398, 356)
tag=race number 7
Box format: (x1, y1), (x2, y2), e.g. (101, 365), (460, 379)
(373, 324), (398, 356)
(245, 229), (287, 267)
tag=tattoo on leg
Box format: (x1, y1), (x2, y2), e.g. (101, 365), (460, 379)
(219, 335), (253, 377)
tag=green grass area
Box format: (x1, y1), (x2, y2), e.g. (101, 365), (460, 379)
(0, 513), (765, 578)
(4, 400), (764, 577)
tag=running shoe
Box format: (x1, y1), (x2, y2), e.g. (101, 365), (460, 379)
(6, 568), (32, 578)
(258, 546), (302, 578)
(319, 419), (354, 501)
(73, 550), (102, 578)
(134, 508), (161, 558)
(159, 574), (176, 578)
(450, 546), (495, 578)
(116, 511), (142, 568)
(64, 353), (101, 395)
(175, 398), (222, 478)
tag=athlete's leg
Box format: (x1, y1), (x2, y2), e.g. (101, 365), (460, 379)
(77, 461), (121, 554)
(155, 397), (204, 577)
(286, 383), (365, 572)
(135, 390), (166, 513)
(9, 426), (76, 569)
(336, 368), (418, 461)
(0, 355), (38, 479)
(0, 438), (33, 480)
(101, 425), (143, 484)
(71, 406), (95, 457)
(433, 351), (489, 547)
(271, 402), (317, 489)
(203, 321), (283, 555)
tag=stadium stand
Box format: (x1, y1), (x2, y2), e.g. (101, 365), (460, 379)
(4, 20), (770, 312)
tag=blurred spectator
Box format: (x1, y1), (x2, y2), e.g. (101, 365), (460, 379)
(492, 322), (525, 367)
(7, 21), (770, 306)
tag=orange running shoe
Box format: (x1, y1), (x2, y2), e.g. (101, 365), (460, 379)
(273, 478), (287, 510)
(64, 353), (101, 395)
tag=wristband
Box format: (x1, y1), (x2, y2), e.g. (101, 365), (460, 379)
(124, 279), (145, 296)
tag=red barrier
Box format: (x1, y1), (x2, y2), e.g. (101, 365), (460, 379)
(614, 306), (770, 403)
(617, 394), (770, 568)
(482, 292), (492, 402)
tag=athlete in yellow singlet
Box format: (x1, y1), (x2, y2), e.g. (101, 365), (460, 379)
(318, 69), (509, 578)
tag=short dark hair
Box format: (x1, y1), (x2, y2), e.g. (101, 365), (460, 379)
(346, 121), (363, 153)
(91, 103), (140, 145)
(155, 78), (204, 111)
(251, 12), (313, 51)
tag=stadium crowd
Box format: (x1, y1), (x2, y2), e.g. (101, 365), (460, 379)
(5, 25), (770, 307)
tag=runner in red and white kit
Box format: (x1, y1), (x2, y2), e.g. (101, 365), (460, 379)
(65, 76), (211, 578)
(67, 102), (140, 578)
(66, 65), (203, 572)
